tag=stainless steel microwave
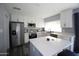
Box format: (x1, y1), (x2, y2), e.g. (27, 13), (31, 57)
(28, 23), (36, 27)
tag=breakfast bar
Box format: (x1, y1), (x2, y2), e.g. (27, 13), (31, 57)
(30, 36), (72, 56)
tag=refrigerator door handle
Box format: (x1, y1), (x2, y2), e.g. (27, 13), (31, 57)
(16, 24), (21, 45)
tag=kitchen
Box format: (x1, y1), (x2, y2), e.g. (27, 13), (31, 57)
(0, 3), (79, 56)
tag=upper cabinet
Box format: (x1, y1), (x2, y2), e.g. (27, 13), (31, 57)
(60, 9), (73, 28)
(11, 15), (45, 28)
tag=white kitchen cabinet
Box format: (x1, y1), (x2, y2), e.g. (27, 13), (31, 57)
(60, 9), (73, 28)
(36, 18), (45, 28)
(11, 14), (24, 22)
(24, 33), (29, 43)
(11, 15), (45, 28)
(11, 15), (18, 21)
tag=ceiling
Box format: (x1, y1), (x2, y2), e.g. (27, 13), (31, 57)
(1, 3), (79, 18)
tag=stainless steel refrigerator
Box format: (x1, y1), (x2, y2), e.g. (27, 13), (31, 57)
(9, 22), (25, 55)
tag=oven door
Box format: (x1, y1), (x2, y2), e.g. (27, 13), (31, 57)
(29, 33), (37, 39)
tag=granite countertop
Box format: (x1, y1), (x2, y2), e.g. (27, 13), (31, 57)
(30, 36), (72, 56)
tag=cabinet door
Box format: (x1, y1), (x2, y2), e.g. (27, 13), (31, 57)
(24, 33), (29, 43)
(60, 11), (66, 27)
(61, 9), (73, 28)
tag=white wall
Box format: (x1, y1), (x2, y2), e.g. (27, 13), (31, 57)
(0, 5), (9, 54)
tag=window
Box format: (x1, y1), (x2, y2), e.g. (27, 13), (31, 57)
(45, 20), (62, 32)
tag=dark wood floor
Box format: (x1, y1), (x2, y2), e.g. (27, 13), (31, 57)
(8, 42), (30, 56)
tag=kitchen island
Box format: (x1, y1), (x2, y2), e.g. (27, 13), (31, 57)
(30, 36), (72, 56)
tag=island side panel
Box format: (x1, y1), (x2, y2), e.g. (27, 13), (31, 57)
(30, 42), (42, 56)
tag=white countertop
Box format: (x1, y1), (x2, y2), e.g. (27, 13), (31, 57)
(30, 36), (72, 56)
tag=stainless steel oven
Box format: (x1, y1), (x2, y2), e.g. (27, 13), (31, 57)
(29, 33), (37, 39)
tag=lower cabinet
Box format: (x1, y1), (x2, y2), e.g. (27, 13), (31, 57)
(24, 33), (29, 43)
